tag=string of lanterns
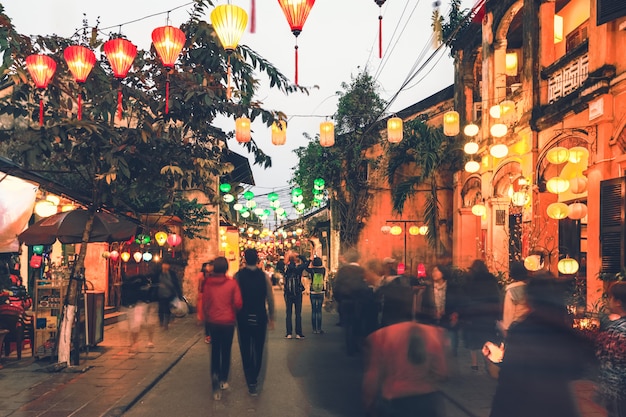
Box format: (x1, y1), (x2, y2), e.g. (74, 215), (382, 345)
(101, 231), (183, 264)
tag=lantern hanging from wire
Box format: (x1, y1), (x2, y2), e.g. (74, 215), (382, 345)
(387, 116), (403, 143)
(211, 4), (248, 100)
(63, 46), (96, 120)
(374, 0), (386, 58)
(272, 120), (287, 145)
(121, 251), (131, 262)
(103, 38), (137, 120)
(152, 25), (186, 114)
(277, 0), (316, 86)
(235, 116), (251, 143)
(167, 233), (182, 257)
(557, 256), (579, 275)
(25, 54), (57, 126)
(320, 121), (335, 147)
(547, 202), (569, 220)
(546, 146), (570, 164)
(443, 111), (460, 136)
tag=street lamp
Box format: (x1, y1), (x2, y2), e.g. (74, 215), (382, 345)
(385, 219), (422, 273)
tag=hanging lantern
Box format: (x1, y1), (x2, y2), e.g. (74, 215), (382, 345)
(25, 54), (57, 126)
(132, 251), (143, 263)
(155, 231), (168, 246)
(223, 194), (235, 203)
(465, 160), (480, 173)
(419, 225), (429, 235)
(567, 202), (588, 220)
(505, 52), (518, 76)
(471, 203), (486, 217)
(102, 251), (111, 259)
(152, 25), (186, 114)
(211, 4), (248, 100)
(121, 251), (131, 262)
(443, 111), (460, 136)
(409, 226), (420, 236)
(374, 0), (386, 58)
(235, 116), (251, 143)
(142, 252), (153, 262)
(547, 202), (569, 220)
(568, 146), (589, 164)
(64, 46), (96, 120)
(34, 200), (57, 217)
(524, 254), (543, 272)
(109, 250), (120, 262)
(499, 100), (516, 125)
(569, 176), (588, 194)
(32, 245), (44, 255)
(103, 38), (138, 120)
(558, 256), (579, 275)
(546, 176), (570, 194)
(380, 225), (391, 235)
(511, 191), (529, 207)
(546, 146), (570, 164)
(320, 121), (335, 147)
(277, 0), (316, 86)
(268, 192), (279, 202)
(390, 225), (402, 236)
(272, 120), (287, 145)
(219, 183), (232, 193)
(490, 143), (509, 158)
(490, 123), (508, 138)
(243, 190), (255, 200)
(464, 141), (479, 155)
(464, 123), (479, 137)
(387, 117), (403, 143)
(489, 105), (502, 119)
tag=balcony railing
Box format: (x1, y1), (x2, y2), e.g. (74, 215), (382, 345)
(547, 52), (589, 104)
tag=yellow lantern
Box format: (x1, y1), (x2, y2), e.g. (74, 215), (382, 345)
(211, 5), (248, 51)
(546, 147), (570, 164)
(500, 100), (516, 125)
(271, 121), (287, 145)
(558, 257), (579, 275)
(155, 231), (168, 246)
(387, 117), (403, 143)
(409, 226), (420, 235)
(320, 121), (335, 147)
(443, 111), (460, 136)
(505, 52), (518, 76)
(569, 176), (588, 194)
(547, 202), (569, 219)
(511, 191), (529, 207)
(390, 225), (402, 236)
(121, 251), (131, 262)
(546, 176), (570, 194)
(568, 146), (588, 164)
(490, 143), (509, 159)
(235, 116), (251, 143)
(34, 200), (58, 217)
(471, 203), (486, 217)
(567, 202), (588, 220)
(524, 254), (543, 272)
(464, 141), (479, 155)
(465, 160), (480, 173)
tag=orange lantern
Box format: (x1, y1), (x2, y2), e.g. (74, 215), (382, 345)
(64, 46), (96, 120)
(103, 38), (138, 119)
(387, 117), (403, 143)
(235, 116), (251, 143)
(272, 121), (287, 146)
(277, 0), (316, 85)
(320, 121), (335, 147)
(567, 202), (588, 220)
(211, 4), (248, 100)
(374, 0), (386, 58)
(152, 26), (186, 114)
(25, 54), (57, 126)
(569, 176), (588, 194)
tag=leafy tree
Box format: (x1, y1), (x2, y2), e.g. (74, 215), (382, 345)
(384, 118), (465, 254)
(292, 70), (386, 248)
(0, 0), (305, 364)
(431, 0), (471, 51)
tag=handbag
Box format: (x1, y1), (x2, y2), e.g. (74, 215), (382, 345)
(170, 297), (189, 317)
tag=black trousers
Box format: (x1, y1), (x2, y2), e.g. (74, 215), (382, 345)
(206, 323), (235, 391)
(236, 319), (267, 388)
(284, 293), (303, 336)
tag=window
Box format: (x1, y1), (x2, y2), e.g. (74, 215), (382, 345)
(600, 177), (626, 273)
(565, 21), (588, 53)
(597, 0), (626, 25)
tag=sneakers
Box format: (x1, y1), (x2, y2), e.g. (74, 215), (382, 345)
(296, 334), (305, 339)
(285, 334), (293, 339)
(213, 391), (222, 401)
(205, 336), (212, 344)
(248, 384), (258, 396)
(220, 382), (229, 390)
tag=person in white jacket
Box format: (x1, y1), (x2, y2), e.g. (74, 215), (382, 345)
(499, 261), (531, 337)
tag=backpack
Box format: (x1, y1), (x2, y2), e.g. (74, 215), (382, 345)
(284, 268), (302, 297)
(311, 269), (325, 293)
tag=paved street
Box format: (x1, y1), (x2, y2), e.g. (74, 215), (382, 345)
(0, 288), (608, 417)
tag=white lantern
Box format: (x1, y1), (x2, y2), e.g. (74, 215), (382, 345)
(34, 200), (57, 217)
(471, 203), (486, 217)
(465, 160), (480, 173)
(464, 141), (479, 155)
(490, 124), (508, 138)
(489, 105), (502, 119)
(490, 143), (509, 158)
(418, 225), (429, 235)
(464, 123), (479, 137)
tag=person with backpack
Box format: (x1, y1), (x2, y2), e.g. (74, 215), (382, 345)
(307, 257), (326, 334)
(283, 253), (309, 339)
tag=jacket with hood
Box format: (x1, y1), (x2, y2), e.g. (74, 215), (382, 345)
(202, 273), (243, 325)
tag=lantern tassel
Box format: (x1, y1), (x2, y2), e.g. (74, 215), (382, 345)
(379, 14), (383, 58)
(78, 94), (82, 121)
(227, 55), (232, 100)
(250, 0), (256, 33)
(39, 98), (44, 126)
(117, 87), (123, 120)
(165, 72), (170, 114)
(294, 44), (299, 86)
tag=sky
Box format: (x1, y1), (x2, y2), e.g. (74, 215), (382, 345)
(4, 0), (476, 220)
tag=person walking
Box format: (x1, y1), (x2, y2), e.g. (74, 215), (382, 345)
(156, 260), (182, 331)
(307, 256), (326, 334)
(498, 260), (530, 338)
(201, 256), (242, 401)
(197, 260), (214, 344)
(595, 281), (626, 417)
(283, 253), (308, 339)
(235, 248), (275, 396)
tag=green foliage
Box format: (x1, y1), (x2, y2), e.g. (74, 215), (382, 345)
(431, 0), (471, 52)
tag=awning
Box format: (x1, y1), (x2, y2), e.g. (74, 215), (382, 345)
(222, 151), (255, 186)
(0, 173), (38, 252)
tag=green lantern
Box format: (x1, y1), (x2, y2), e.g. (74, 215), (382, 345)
(33, 245), (44, 255)
(291, 187), (302, 197)
(268, 192), (279, 202)
(243, 191), (255, 200)
(219, 183), (231, 193)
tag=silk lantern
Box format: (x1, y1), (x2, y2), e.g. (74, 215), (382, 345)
(390, 225), (402, 236)
(25, 54), (57, 126)
(464, 123), (479, 137)
(568, 147), (588, 164)
(167, 233), (182, 257)
(64, 46), (96, 120)
(465, 160), (480, 173)
(277, 0), (316, 86)
(567, 202), (588, 220)
(211, 4), (248, 100)
(547, 202), (569, 220)
(443, 111), (460, 136)
(320, 121), (335, 147)
(152, 25), (186, 114)
(272, 121), (287, 145)
(546, 176), (570, 194)
(505, 52), (518, 76)
(464, 141), (479, 155)
(103, 38), (137, 119)
(235, 116), (251, 143)
(490, 143), (509, 158)
(471, 203), (486, 217)
(387, 117), (403, 143)
(558, 256), (578, 275)
(121, 251), (131, 262)
(109, 250), (120, 261)
(569, 176), (588, 194)
(374, 0), (386, 58)
(546, 147), (570, 164)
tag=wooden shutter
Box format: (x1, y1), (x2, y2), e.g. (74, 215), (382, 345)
(600, 177), (625, 273)
(597, 0), (626, 26)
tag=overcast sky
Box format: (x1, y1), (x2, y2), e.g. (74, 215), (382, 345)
(4, 0), (475, 219)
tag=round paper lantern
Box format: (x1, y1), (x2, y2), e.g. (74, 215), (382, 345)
(271, 121), (287, 145)
(219, 183), (232, 193)
(241, 210), (250, 218)
(569, 176), (588, 194)
(489, 105), (502, 119)
(235, 116), (251, 143)
(133, 251), (143, 263)
(35, 200), (57, 217)
(490, 123), (508, 138)
(465, 160), (480, 173)
(244, 190), (255, 200)
(558, 257), (579, 275)
(443, 111), (460, 136)
(152, 26), (185, 67)
(567, 202), (588, 220)
(109, 250), (120, 261)
(268, 192), (279, 202)
(142, 252), (153, 262)
(409, 226), (420, 235)
(524, 254), (543, 271)
(292, 187), (303, 197)
(471, 203), (486, 217)
(568, 146), (588, 164)
(26, 54), (57, 126)
(547, 202), (569, 219)
(546, 176), (570, 194)
(121, 251), (131, 262)
(419, 225), (429, 235)
(320, 121), (335, 147)
(546, 147), (570, 164)
(381, 225), (391, 234)
(167, 233), (182, 247)
(387, 117), (403, 143)
(155, 231), (168, 246)
(464, 124), (479, 137)
(223, 194), (235, 203)
(390, 225), (402, 236)
(102, 251), (111, 259)
(490, 143), (509, 158)
(233, 203), (243, 211)
(464, 141), (479, 155)
(511, 191), (529, 207)
(32, 245), (44, 255)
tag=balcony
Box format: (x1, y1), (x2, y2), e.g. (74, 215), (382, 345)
(543, 41), (589, 104)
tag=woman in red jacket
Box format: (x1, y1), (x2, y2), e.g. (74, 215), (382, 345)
(202, 256), (243, 400)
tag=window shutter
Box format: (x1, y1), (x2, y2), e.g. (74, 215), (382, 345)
(600, 177), (625, 273)
(597, 0), (626, 26)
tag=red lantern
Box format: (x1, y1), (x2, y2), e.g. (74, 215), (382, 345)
(64, 46), (96, 120)
(167, 233), (182, 257)
(277, 0), (316, 86)
(250, 0), (256, 33)
(152, 26), (185, 114)
(374, 1), (386, 58)
(25, 54), (57, 126)
(103, 38), (137, 120)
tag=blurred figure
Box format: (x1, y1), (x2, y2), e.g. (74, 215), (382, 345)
(595, 281), (626, 417)
(283, 253), (309, 339)
(156, 261), (182, 330)
(484, 272), (587, 417)
(197, 260), (214, 344)
(121, 272), (152, 353)
(363, 313), (448, 417)
(235, 248), (275, 396)
(376, 258), (414, 328)
(201, 257), (242, 401)
(498, 261), (530, 338)
(463, 259), (502, 370)
(307, 256), (327, 334)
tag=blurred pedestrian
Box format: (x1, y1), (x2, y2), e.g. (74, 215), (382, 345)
(376, 257), (414, 328)
(235, 248), (275, 396)
(156, 260), (182, 330)
(307, 256), (326, 334)
(283, 253), (308, 339)
(201, 256), (242, 401)
(484, 272), (587, 417)
(197, 260), (214, 344)
(363, 313), (448, 417)
(595, 281), (626, 417)
(498, 261), (530, 338)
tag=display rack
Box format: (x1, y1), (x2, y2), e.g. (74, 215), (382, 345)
(33, 279), (67, 359)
